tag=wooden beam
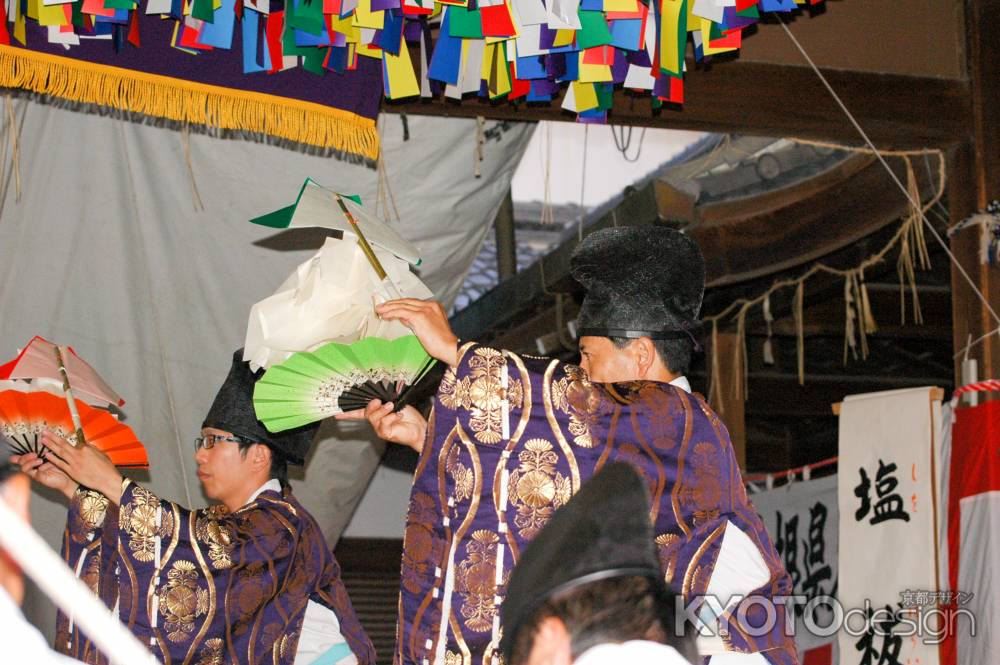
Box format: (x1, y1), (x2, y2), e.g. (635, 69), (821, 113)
(711, 332), (746, 470)
(949, 0), (1000, 394)
(686, 372), (949, 418)
(692, 155), (939, 287)
(384, 59), (972, 150)
(766, 283), (953, 341)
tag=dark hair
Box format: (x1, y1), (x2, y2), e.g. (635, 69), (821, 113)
(609, 337), (693, 376)
(237, 441), (289, 488)
(508, 575), (697, 665)
(0, 461), (16, 485)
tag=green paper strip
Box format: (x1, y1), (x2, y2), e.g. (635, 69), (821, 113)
(449, 5), (483, 39)
(302, 46), (329, 75)
(290, 0), (325, 36)
(576, 10), (612, 49)
(190, 0), (215, 23)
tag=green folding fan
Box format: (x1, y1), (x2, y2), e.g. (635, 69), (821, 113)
(253, 336), (435, 433)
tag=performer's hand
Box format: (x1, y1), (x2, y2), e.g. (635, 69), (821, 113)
(11, 452), (79, 499)
(337, 399), (427, 452)
(40, 431), (124, 506)
(375, 299), (460, 366)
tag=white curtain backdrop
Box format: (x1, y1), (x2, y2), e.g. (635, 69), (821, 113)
(0, 97), (533, 638)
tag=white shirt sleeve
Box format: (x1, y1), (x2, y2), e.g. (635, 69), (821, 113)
(695, 521), (773, 661)
(1, 587), (86, 665)
(293, 599), (358, 665)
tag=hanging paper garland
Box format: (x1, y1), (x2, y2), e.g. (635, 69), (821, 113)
(1, 0), (824, 133)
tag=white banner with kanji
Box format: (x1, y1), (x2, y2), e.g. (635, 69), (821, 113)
(837, 387), (942, 665)
(752, 474), (838, 665)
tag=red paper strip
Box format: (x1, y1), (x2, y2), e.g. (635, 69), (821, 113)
(669, 75), (683, 102)
(82, 0), (115, 19)
(266, 10), (284, 73)
(0, 0), (10, 45)
(509, 60), (530, 100)
(180, 20), (215, 49)
(401, 2), (433, 15)
(127, 9), (141, 47)
(708, 27), (741, 50)
(480, 2), (516, 37)
(582, 44), (614, 65)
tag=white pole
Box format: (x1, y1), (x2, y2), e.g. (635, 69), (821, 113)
(0, 497), (158, 665)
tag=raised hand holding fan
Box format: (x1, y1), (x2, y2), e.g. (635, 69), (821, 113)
(0, 389), (148, 468)
(253, 336), (435, 433)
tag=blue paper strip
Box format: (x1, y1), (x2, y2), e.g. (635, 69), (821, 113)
(199, 0), (237, 48)
(427, 8), (463, 84)
(241, 8), (272, 72)
(609, 18), (641, 50)
(514, 55), (546, 79)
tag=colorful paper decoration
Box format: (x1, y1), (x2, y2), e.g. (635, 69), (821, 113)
(1, 0), (824, 132)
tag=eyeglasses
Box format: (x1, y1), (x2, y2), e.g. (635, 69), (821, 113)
(193, 433), (248, 452)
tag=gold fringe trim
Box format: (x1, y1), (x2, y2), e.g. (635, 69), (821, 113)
(0, 45), (380, 160)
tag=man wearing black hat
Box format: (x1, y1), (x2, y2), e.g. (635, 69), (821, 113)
(501, 462), (697, 665)
(13, 351), (375, 665)
(346, 227), (797, 665)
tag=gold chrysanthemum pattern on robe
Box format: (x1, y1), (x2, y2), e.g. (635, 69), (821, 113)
(446, 446), (475, 503)
(439, 347), (520, 445)
(78, 489), (109, 529)
(457, 530), (501, 633)
(655, 533), (681, 585)
(678, 441), (723, 526)
(401, 492), (440, 594)
(121, 485), (172, 562)
(508, 439), (571, 540)
(195, 638), (224, 665)
(195, 508), (235, 570)
(158, 560), (209, 642)
(550, 366), (600, 448)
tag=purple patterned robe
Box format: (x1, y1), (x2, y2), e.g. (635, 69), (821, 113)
(56, 481), (375, 665)
(396, 343), (798, 665)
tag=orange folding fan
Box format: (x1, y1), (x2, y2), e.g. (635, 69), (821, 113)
(0, 390), (148, 469)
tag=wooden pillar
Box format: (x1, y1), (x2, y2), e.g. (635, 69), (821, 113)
(494, 190), (517, 282)
(950, 0), (1000, 393)
(712, 332), (747, 470)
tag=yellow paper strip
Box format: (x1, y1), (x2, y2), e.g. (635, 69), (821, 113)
(603, 0), (635, 12)
(353, 0), (385, 29)
(38, 1), (68, 26)
(578, 51), (612, 83)
(329, 14), (361, 42)
(384, 36), (420, 99)
(553, 28), (575, 47)
(660, 0), (684, 75)
(571, 81), (599, 111)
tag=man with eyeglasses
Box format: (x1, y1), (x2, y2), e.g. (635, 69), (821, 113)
(12, 350), (375, 665)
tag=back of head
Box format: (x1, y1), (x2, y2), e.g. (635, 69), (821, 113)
(501, 463), (697, 664)
(570, 227), (705, 375)
(508, 574), (697, 664)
